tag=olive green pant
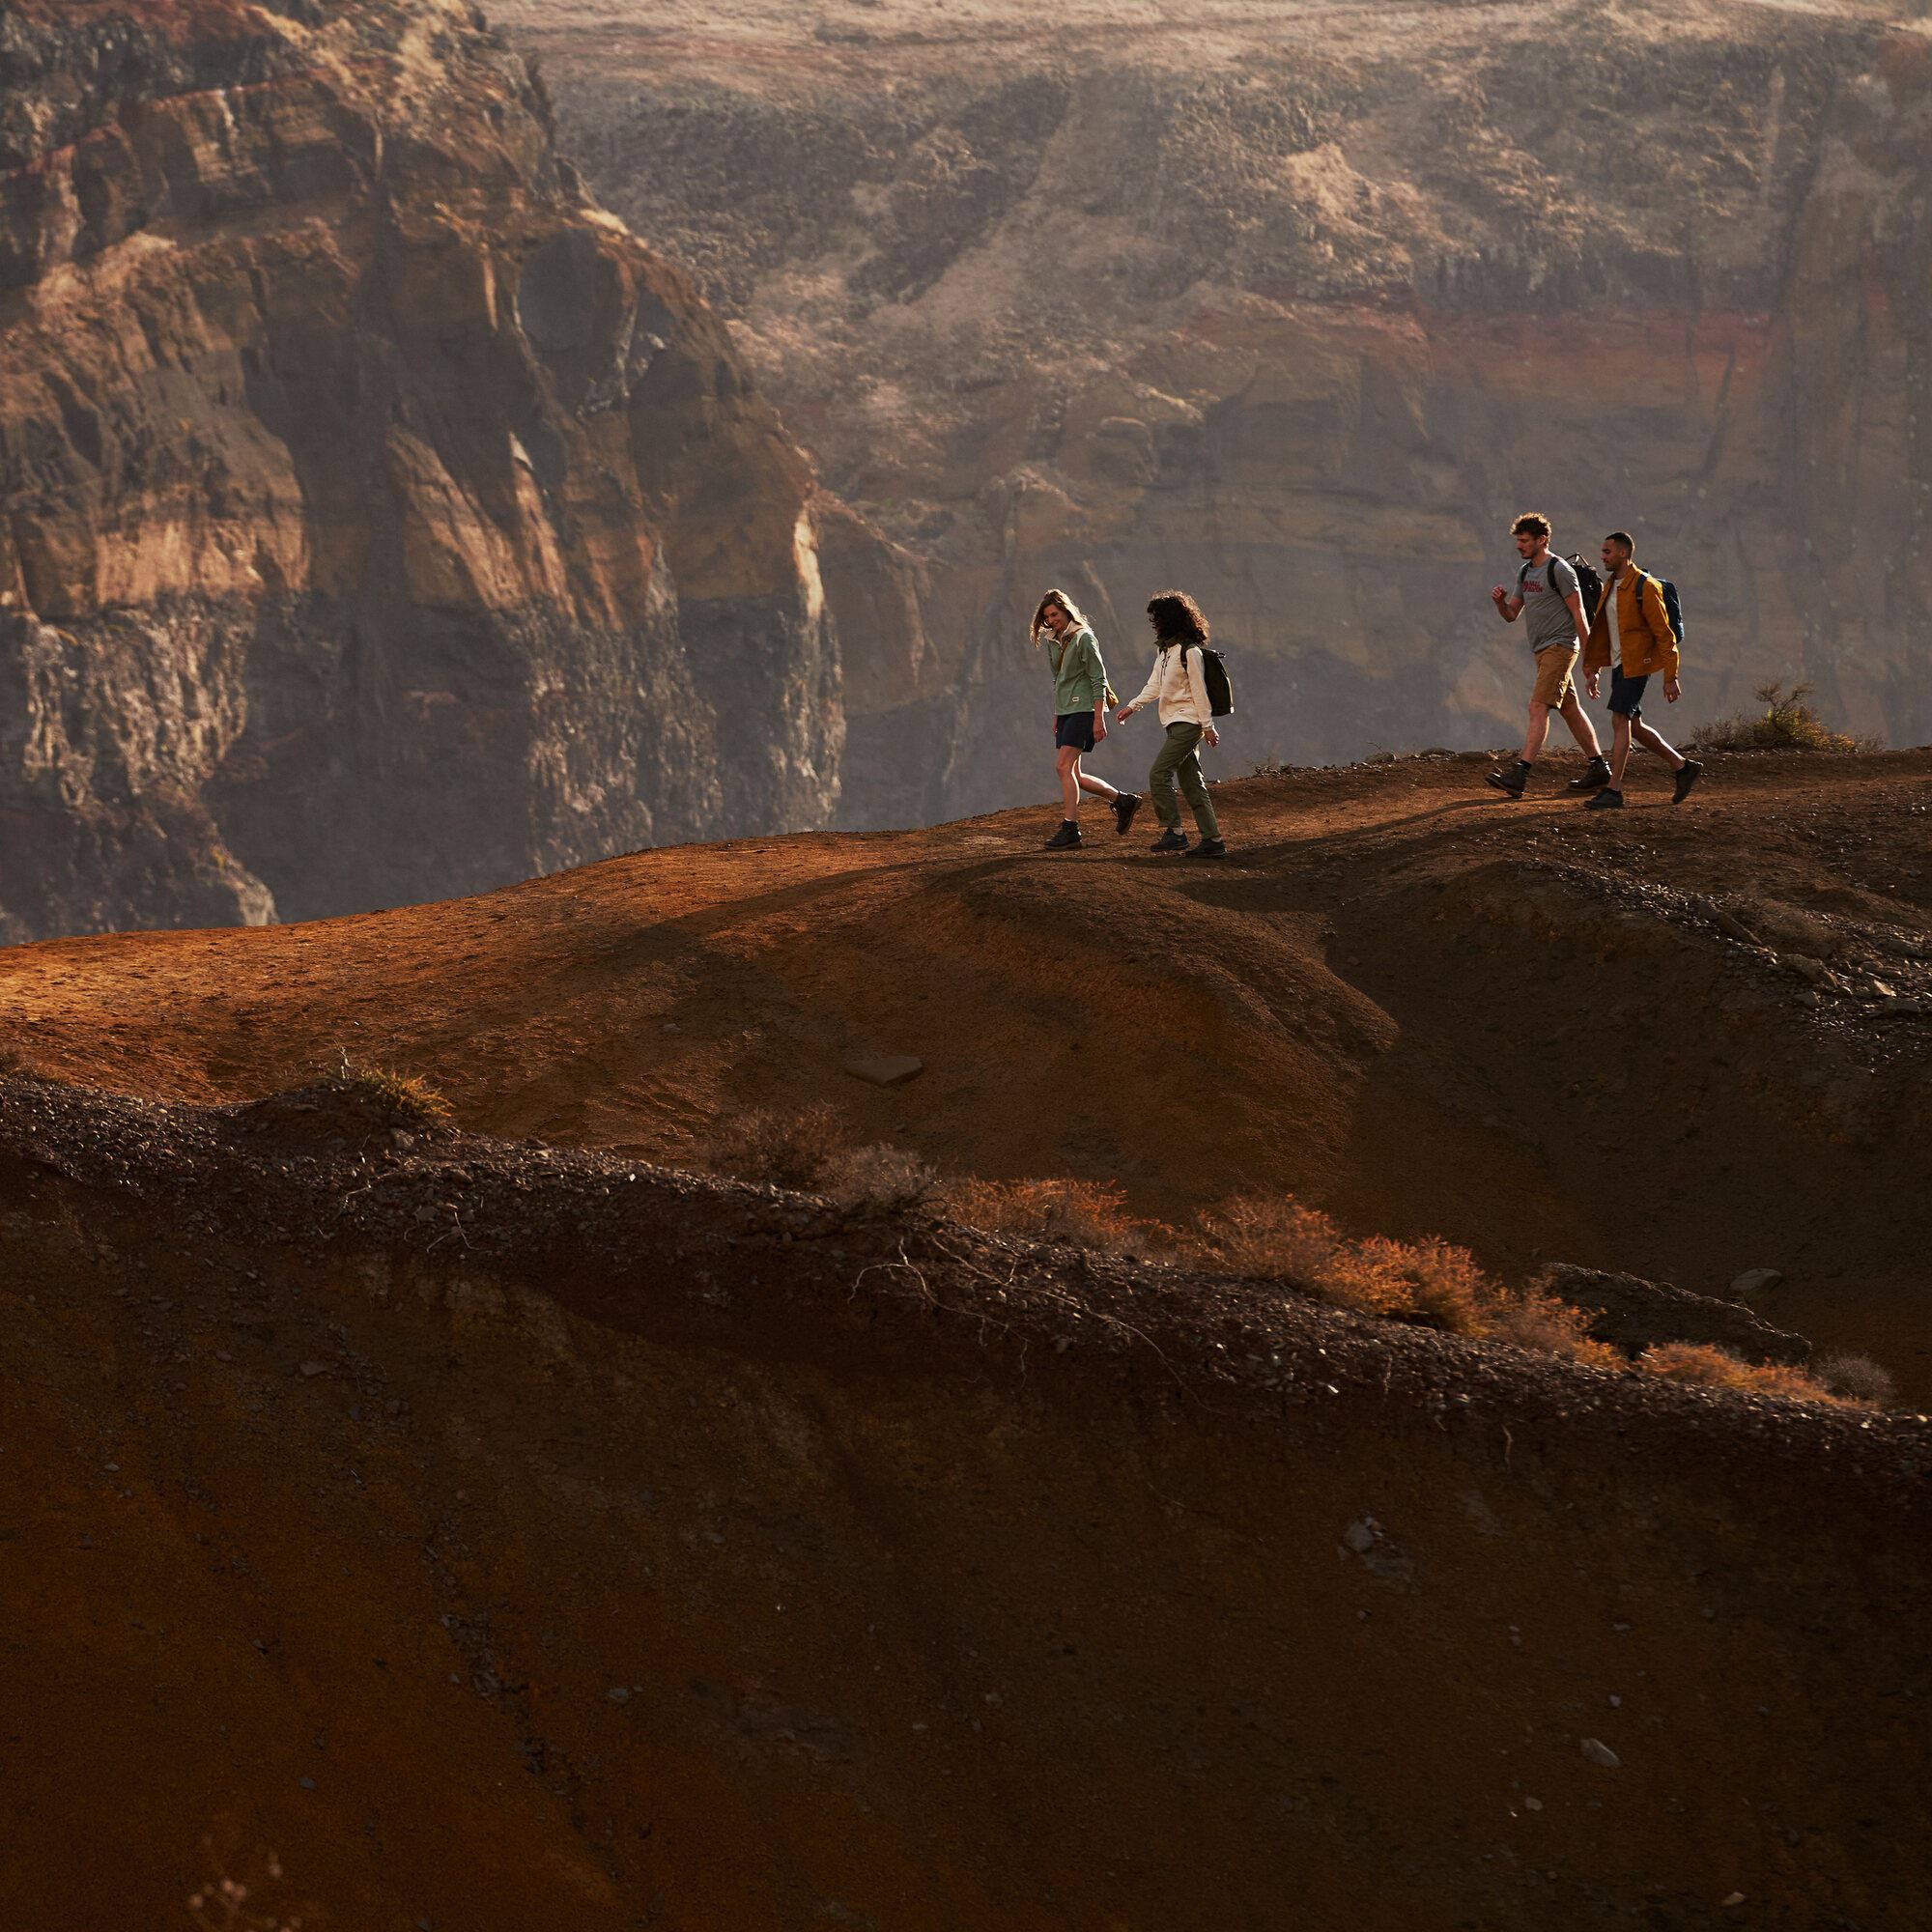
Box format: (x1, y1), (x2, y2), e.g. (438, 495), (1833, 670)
(1150, 722), (1219, 838)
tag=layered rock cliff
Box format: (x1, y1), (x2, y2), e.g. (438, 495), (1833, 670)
(502, 0), (1932, 818)
(0, 0), (877, 938)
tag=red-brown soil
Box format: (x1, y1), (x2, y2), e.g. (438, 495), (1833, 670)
(5, 746), (1929, 1387)
(2, 1069), (1928, 1930)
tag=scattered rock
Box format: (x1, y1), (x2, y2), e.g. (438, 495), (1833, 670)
(1545, 1264), (1809, 1365)
(1580, 1738), (1621, 1769)
(1781, 952), (1829, 984)
(1729, 1268), (1784, 1302)
(298, 1361), (330, 1378)
(1722, 1893), (1746, 1909)
(606, 1686), (632, 1704)
(842, 1053), (924, 1088)
(1340, 1516), (1412, 1581)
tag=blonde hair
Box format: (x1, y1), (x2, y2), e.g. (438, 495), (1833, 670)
(1030, 588), (1090, 645)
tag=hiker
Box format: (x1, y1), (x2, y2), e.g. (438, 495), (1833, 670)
(1115, 590), (1226, 857)
(1486, 512), (1610, 798)
(1033, 588), (1138, 849)
(1578, 531), (1703, 810)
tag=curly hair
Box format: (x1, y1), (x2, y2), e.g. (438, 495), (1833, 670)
(1030, 588), (1090, 645)
(1146, 589), (1208, 647)
(1510, 511), (1551, 540)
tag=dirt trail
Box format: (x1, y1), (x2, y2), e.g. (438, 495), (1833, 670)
(4, 749), (1930, 1387)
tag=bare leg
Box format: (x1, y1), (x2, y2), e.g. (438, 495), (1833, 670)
(1634, 717), (1687, 769)
(1057, 747), (1081, 818)
(1520, 701), (1553, 764)
(1076, 768), (1120, 802)
(1607, 713), (1635, 788)
(1558, 688), (1604, 758)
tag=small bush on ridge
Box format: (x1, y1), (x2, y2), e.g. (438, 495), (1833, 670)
(824, 1143), (939, 1214)
(1813, 1350), (1897, 1407)
(940, 1178), (1176, 1257)
(1636, 1342), (1838, 1404)
(703, 1103), (852, 1191)
(1690, 681), (1870, 754)
(344, 1061), (451, 1122)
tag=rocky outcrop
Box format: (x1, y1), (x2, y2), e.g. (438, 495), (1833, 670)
(1544, 1264), (1811, 1367)
(0, 0), (882, 938)
(504, 0), (1932, 821)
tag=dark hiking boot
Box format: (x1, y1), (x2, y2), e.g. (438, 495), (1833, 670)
(1484, 759), (1532, 798)
(1567, 755), (1613, 793)
(1184, 838), (1228, 860)
(1151, 829), (1189, 853)
(1043, 821), (1082, 849)
(1583, 786), (1626, 810)
(1112, 791), (1142, 836)
(1672, 759), (1705, 804)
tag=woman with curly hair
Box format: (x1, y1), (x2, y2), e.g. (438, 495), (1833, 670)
(1031, 588), (1139, 850)
(1115, 590), (1225, 857)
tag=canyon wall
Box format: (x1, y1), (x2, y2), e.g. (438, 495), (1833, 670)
(505, 0), (1932, 822)
(0, 0), (914, 939)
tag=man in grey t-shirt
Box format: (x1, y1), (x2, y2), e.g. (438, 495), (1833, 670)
(1484, 511), (1608, 798)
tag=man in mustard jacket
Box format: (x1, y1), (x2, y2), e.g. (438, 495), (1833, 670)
(1580, 531), (1704, 810)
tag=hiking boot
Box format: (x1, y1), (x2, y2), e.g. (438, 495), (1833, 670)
(1184, 838), (1228, 860)
(1043, 821), (1082, 849)
(1151, 829), (1189, 853)
(1484, 759), (1532, 798)
(1112, 791), (1142, 836)
(1567, 755), (1612, 793)
(1672, 759), (1705, 804)
(1583, 786), (1626, 810)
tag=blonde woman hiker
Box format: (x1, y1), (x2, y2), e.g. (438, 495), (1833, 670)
(1032, 589), (1140, 850)
(1114, 589), (1226, 858)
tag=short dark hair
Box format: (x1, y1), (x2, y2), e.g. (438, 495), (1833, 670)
(1146, 590), (1208, 646)
(1605, 530), (1634, 554)
(1511, 512), (1551, 540)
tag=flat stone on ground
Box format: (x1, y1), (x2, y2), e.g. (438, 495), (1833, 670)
(843, 1053), (923, 1088)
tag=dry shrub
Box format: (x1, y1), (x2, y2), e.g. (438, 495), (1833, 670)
(1637, 1342), (1837, 1403)
(1193, 1196), (1342, 1282)
(823, 1143), (938, 1214)
(1192, 1200), (1495, 1329)
(1690, 681), (1871, 754)
(703, 1103), (851, 1191)
(1814, 1350), (1897, 1408)
(344, 1061), (450, 1123)
(1487, 1291), (1624, 1371)
(941, 1178), (1172, 1256)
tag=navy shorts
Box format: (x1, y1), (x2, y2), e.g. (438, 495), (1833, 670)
(1608, 668), (1649, 718)
(1055, 711), (1096, 753)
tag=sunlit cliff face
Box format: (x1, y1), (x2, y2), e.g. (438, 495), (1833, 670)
(0, 0), (870, 940)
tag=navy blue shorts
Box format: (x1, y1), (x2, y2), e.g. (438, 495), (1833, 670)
(1608, 668), (1649, 718)
(1055, 711), (1096, 753)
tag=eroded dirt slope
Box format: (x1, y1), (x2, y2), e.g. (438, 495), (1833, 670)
(5, 748), (1929, 1390)
(2, 1075), (1928, 1928)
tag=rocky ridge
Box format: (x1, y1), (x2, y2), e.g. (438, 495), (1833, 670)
(0, 0), (924, 939)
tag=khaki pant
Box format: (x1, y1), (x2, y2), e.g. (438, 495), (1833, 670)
(1531, 644), (1578, 707)
(1150, 722), (1219, 838)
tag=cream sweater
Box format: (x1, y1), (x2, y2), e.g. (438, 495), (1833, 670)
(1130, 642), (1213, 728)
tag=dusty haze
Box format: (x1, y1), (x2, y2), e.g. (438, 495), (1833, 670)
(500, 0), (1932, 822)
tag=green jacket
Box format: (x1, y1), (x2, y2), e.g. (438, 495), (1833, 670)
(1046, 625), (1108, 713)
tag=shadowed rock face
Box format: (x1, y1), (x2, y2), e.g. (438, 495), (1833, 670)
(499, 0), (1932, 820)
(0, 0), (884, 938)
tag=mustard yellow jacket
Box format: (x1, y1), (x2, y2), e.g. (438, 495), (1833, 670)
(1585, 569), (1679, 680)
